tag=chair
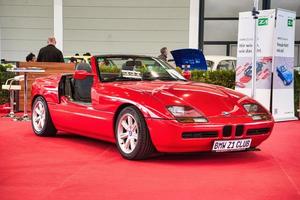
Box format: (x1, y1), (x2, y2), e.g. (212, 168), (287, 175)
(122, 61), (135, 71)
(122, 60), (143, 71)
(73, 63), (93, 102)
(1, 75), (24, 117)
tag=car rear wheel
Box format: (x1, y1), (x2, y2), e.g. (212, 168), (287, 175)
(115, 106), (155, 160)
(31, 96), (57, 136)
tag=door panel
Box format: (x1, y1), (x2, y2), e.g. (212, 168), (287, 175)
(49, 96), (115, 142)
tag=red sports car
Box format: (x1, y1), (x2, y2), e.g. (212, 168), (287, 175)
(31, 55), (274, 160)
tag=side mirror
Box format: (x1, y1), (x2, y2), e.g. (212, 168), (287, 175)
(74, 70), (94, 80)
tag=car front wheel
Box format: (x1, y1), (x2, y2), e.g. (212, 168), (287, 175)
(31, 96), (57, 136)
(115, 106), (155, 160)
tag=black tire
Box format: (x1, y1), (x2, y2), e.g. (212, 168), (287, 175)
(115, 106), (155, 160)
(31, 96), (57, 137)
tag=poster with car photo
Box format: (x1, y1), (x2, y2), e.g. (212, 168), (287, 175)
(273, 57), (294, 89)
(271, 9), (296, 121)
(236, 9), (275, 110)
(235, 57), (272, 89)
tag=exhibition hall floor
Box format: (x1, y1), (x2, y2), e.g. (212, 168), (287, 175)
(0, 117), (300, 200)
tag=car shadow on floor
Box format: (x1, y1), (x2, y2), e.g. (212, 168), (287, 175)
(55, 132), (112, 147)
(54, 132), (272, 165)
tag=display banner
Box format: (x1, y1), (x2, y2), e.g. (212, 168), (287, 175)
(272, 9), (297, 121)
(235, 10), (276, 110)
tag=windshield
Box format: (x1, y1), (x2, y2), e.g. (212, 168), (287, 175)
(97, 56), (186, 82)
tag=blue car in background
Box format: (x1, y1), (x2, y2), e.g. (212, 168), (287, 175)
(170, 48), (207, 71)
(276, 65), (293, 86)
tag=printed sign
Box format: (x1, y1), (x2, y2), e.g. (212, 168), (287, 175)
(236, 9), (276, 110)
(272, 9), (297, 121)
(258, 18), (268, 26)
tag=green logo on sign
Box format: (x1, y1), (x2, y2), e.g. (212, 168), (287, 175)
(288, 19), (293, 27)
(258, 18), (268, 26)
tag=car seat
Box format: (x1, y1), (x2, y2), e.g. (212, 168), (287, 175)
(122, 60), (142, 71)
(73, 63), (93, 102)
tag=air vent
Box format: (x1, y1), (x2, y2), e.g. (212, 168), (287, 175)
(247, 128), (270, 135)
(235, 125), (244, 136)
(182, 131), (218, 139)
(223, 125), (232, 137)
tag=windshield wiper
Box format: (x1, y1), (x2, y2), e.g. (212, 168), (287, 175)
(115, 77), (142, 81)
(142, 76), (179, 81)
(102, 76), (141, 82)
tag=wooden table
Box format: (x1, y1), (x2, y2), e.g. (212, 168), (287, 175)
(7, 68), (45, 120)
(17, 62), (75, 112)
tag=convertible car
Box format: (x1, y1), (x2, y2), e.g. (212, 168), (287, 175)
(31, 55), (274, 160)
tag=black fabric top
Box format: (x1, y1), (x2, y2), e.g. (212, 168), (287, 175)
(37, 44), (64, 62)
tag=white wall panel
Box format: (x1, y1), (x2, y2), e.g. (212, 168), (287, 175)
(271, 0), (300, 14)
(64, 19), (188, 31)
(63, 0), (188, 8)
(0, 5), (53, 17)
(205, 0), (262, 17)
(0, 17), (53, 29)
(63, 41), (187, 55)
(0, 0), (53, 61)
(203, 45), (226, 55)
(0, 0), (52, 6)
(63, 0), (189, 56)
(64, 30), (186, 42)
(204, 20), (238, 41)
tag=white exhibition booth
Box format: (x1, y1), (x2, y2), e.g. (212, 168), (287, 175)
(236, 8), (297, 121)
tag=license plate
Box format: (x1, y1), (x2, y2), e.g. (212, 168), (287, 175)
(212, 139), (252, 152)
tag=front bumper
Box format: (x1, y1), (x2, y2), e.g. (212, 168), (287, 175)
(146, 117), (274, 153)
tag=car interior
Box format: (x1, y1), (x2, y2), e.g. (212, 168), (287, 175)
(121, 60), (143, 71)
(59, 62), (93, 103)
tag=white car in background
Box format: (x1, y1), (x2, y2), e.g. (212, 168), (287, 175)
(205, 55), (237, 71)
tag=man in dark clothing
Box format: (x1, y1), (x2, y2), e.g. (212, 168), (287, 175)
(26, 52), (36, 62)
(158, 47), (168, 61)
(37, 37), (64, 62)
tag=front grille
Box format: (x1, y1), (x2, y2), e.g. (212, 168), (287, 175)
(247, 128), (270, 135)
(182, 131), (218, 139)
(235, 125), (244, 136)
(223, 125), (232, 137)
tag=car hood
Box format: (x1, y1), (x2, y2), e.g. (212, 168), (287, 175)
(114, 81), (248, 117)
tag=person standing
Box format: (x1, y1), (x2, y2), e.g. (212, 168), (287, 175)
(37, 37), (64, 62)
(158, 47), (168, 61)
(26, 53), (36, 62)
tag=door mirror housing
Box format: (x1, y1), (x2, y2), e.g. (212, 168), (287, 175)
(74, 70), (94, 80)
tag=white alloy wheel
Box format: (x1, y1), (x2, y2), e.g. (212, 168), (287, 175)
(32, 100), (46, 132)
(117, 113), (139, 154)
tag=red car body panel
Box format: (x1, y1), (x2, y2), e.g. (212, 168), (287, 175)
(31, 56), (274, 153)
(147, 118), (273, 152)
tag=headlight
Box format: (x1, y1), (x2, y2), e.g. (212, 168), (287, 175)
(167, 105), (208, 123)
(243, 103), (271, 121)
